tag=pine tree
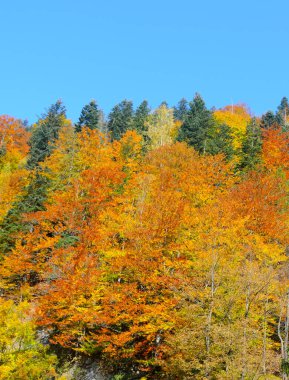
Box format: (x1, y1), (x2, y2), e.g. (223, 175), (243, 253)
(27, 100), (66, 169)
(75, 100), (99, 132)
(177, 93), (213, 153)
(107, 100), (134, 141)
(174, 98), (189, 122)
(206, 122), (234, 160)
(238, 117), (262, 170)
(133, 100), (150, 136)
(276, 96), (289, 130)
(260, 111), (278, 130)
(0, 101), (67, 256)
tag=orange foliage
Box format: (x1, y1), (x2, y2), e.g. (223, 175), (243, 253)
(262, 128), (289, 176)
(0, 116), (30, 220)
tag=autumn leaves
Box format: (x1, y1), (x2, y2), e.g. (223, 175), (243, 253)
(0, 107), (289, 378)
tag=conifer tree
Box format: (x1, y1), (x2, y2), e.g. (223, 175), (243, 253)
(75, 100), (99, 132)
(173, 98), (189, 122)
(27, 100), (66, 169)
(239, 117), (262, 170)
(260, 111), (278, 130)
(0, 101), (67, 256)
(133, 100), (150, 136)
(277, 96), (289, 130)
(177, 93), (213, 153)
(206, 122), (234, 159)
(107, 100), (134, 140)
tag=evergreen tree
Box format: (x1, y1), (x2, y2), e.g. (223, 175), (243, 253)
(159, 101), (169, 108)
(238, 117), (262, 170)
(206, 122), (234, 160)
(133, 100), (150, 136)
(260, 111), (278, 130)
(177, 93), (213, 153)
(174, 98), (189, 122)
(107, 100), (134, 140)
(276, 96), (289, 130)
(75, 100), (99, 132)
(0, 101), (67, 256)
(27, 100), (66, 169)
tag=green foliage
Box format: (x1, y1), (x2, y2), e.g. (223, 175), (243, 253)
(238, 117), (262, 170)
(0, 171), (49, 256)
(206, 122), (234, 159)
(133, 100), (150, 137)
(107, 100), (134, 140)
(27, 100), (66, 169)
(173, 98), (189, 122)
(277, 96), (289, 131)
(0, 101), (67, 256)
(260, 110), (278, 130)
(177, 93), (214, 153)
(75, 100), (100, 132)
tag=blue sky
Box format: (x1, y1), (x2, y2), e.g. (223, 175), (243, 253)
(1, 0), (289, 123)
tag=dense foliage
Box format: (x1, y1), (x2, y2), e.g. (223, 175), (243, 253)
(1, 96), (289, 379)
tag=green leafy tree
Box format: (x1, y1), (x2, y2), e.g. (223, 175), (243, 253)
(75, 100), (99, 132)
(107, 100), (134, 140)
(177, 93), (213, 153)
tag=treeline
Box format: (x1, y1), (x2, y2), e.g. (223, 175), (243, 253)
(0, 95), (289, 379)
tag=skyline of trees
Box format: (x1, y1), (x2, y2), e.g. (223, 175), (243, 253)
(1, 95), (289, 379)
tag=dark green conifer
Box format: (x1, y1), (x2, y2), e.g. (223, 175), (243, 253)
(239, 117), (262, 170)
(260, 111), (278, 130)
(27, 100), (66, 169)
(174, 98), (189, 122)
(206, 122), (234, 160)
(0, 101), (66, 256)
(276, 97), (289, 130)
(177, 93), (213, 153)
(75, 100), (99, 132)
(133, 100), (150, 136)
(107, 100), (134, 140)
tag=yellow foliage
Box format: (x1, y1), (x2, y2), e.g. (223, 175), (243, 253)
(214, 104), (251, 150)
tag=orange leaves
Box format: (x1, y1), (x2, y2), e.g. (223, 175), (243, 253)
(0, 115), (29, 158)
(0, 116), (30, 220)
(1, 124), (289, 377)
(262, 128), (289, 176)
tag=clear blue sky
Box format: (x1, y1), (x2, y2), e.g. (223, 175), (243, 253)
(1, 0), (288, 123)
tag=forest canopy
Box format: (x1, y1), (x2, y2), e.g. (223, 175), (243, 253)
(1, 95), (289, 379)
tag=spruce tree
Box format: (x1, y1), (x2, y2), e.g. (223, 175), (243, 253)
(27, 100), (66, 169)
(260, 111), (278, 130)
(276, 97), (289, 130)
(206, 122), (234, 160)
(177, 93), (213, 153)
(133, 100), (150, 136)
(0, 101), (67, 256)
(107, 100), (134, 140)
(75, 100), (99, 132)
(174, 98), (189, 122)
(239, 117), (262, 170)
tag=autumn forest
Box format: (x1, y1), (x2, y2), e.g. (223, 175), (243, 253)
(1, 95), (289, 379)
